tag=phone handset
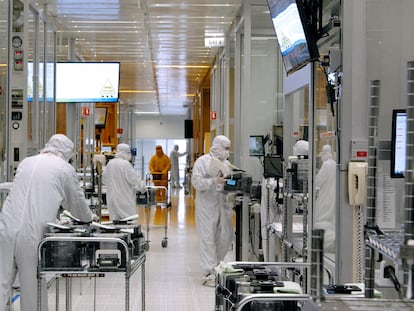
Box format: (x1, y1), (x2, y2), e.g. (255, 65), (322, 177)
(348, 162), (368, 206)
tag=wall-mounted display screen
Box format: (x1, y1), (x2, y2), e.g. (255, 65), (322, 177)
(266, 0), (319, 75)
(28, 62), (120, 103)
(391, 109), (407, 178)
(249, 135), (265, 156)
(57, 62), (120, 103)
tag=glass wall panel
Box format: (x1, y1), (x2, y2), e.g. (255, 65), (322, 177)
(26, 7), (56, 153)
(43, 24), (56, 145)
(366, 0), (414, 228)
(135, 138), (188, 184)
(26, 7), (39, 154)
(312, 0), (341, 260)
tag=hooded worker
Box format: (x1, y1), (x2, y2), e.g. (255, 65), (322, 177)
(191, 135), (232, 287)
(0, 134), (93, 311)
(103, 143), (147, 221)
(293, 139), (309, 156)
(149, 145), (171, 202)
(169, 145), (188, 188)
(149, 145), (171, 183)
(314, 144), (336, 253)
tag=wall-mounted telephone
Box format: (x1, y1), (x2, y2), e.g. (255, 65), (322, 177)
(348, 162), (368, 206)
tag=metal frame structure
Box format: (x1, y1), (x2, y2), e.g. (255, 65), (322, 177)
(37, 236), (146, 311)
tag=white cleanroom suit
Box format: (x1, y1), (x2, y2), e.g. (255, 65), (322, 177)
(191, 135), (233, 280)
(103, 143), (147, 221)
(169, 145), (188, 188)
(314, 144), (336, 253)
(0, 134), (93, 311)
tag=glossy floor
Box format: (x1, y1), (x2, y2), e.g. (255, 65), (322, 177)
(10, 187), (233, 310)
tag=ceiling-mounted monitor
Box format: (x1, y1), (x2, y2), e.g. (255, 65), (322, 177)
(56, 62), (120, 103)
(266, 0), (319, 75)
(391, 109), (407, 178)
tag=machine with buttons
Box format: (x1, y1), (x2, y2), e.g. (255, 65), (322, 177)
(8, 0), (28, 177)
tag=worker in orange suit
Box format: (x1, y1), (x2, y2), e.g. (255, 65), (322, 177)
(149, 145), (171, 203)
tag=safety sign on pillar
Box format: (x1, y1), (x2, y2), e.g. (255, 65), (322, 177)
(81, 107), (90, 116)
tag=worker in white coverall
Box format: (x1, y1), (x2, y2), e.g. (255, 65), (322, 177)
(103, 143), (147, 221)
(314, 144), (336, 253)
(191, 135), (232, 287)
(0, 134), (93, 311)
(169, 144), (188, 188)
(293, 139), (309, 156)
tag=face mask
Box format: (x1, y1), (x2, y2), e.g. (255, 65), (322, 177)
(217, 150), (229, 160)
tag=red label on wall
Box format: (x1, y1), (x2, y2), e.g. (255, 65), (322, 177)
(211, 111), (217, 120)
(356, 151), (367, 158)
(117, 128), (123, 134)
(81, 107), (90, 116)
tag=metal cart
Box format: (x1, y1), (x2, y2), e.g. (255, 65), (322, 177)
(215, 261), (316, 311)
(136, 185), (169, 250)
(37, 235), (146, 311)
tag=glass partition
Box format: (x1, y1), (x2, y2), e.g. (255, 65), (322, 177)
(311, 0), (341, 274)
(26, 7), (56, 153)
(366, 0), (414, 228)
(43, 24), (56, 145)
(26, 7), (39, 154)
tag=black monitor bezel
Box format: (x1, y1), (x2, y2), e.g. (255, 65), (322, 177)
(266, 0), (320, 75)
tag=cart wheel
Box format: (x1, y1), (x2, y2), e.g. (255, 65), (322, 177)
(143, 242), (150, 251)
(161, 239), (168, 248)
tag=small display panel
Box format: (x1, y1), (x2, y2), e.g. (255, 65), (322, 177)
(95, 107), (108, 128)
(249, 135), (265, 157)
(391, 109), (407, 178)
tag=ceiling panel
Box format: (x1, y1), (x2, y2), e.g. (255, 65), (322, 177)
(34, 0), (242, 116)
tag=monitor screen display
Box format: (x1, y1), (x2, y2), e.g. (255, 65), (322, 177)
(391, 109), (407, 178)
(28, 62), (120, 103)
(266, 0), (319, 75)
(56, 62), (120, 103)
(95, 107), (108, 128)
(101, 146), (112, 153)
(264, 155), (283, 178)
(249, 135), (265, 156)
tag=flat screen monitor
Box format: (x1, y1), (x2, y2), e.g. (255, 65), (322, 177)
(391, 109), (407, 178)
(249, 135), (265, 157)
(264, 155), (283, 178)
(95, 107), (108, 128)
(101, 146), (112, 153)
(56, 62), (120, 103)
(266, 0), (319, 75)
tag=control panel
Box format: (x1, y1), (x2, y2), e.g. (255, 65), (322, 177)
(8, 0), (28, 177)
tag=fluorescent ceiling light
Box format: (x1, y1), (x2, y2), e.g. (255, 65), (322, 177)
(134, 111), (160, 115)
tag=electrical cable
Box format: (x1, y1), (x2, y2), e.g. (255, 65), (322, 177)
(384, 265), (403, 299)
